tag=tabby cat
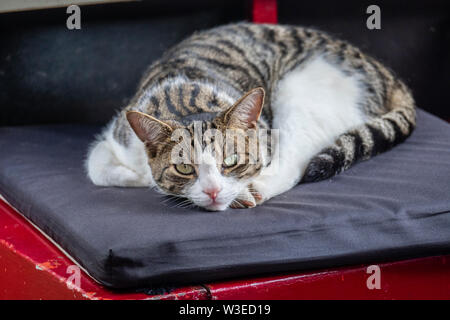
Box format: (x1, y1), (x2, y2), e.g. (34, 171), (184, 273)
(86, 23), (416, 211)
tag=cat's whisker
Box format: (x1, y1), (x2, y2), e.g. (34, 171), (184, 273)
(179, 200), (194, 209)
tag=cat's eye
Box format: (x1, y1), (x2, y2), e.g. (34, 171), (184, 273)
(223, 154), (239, 168)
(175, 164), (195, 175)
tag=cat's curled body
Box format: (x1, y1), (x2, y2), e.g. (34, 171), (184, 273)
(87, 23), (416, 211)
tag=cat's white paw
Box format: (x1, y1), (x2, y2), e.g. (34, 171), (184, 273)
(87, 139), (153, 187)
(229, 184), (265, 209)
(251, 177), (275, 204)
(91, 164), (150, 187)
(109, 166), (143, 186)
(230, 187), (257, 209)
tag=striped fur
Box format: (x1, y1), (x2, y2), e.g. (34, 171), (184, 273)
(87, 23), (416, 210)
(302, 80), (416, 182)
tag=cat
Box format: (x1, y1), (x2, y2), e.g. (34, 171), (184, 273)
(86, 23), (416, 211)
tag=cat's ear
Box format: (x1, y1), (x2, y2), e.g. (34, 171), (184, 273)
(126, 111), (173, 154)
(224, 87), (265, 129)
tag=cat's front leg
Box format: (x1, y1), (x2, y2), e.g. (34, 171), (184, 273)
(87, 139), (154, 187)
(251, 151), (310, 204)
(229, 184), (262, 209)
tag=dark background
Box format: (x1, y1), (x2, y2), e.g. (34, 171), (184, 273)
(0, 0), (449, 126)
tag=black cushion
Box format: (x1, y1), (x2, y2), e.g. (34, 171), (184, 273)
(0, 109), (449, 289)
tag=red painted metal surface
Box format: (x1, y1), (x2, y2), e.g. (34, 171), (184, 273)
(0, 199), (208, 300)
(1, 197), (449, 299)
(207, 256), (450, 300)
(252, 0), (278, 24)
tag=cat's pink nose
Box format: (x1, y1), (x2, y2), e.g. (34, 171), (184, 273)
(203, 188), (220, 201)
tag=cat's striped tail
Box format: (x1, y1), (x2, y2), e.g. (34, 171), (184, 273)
(302, 80), (416, 183)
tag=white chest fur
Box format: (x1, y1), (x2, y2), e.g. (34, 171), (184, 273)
(253, 56), (367, 200)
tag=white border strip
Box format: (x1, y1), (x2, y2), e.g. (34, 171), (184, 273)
(0, 0), (136, 14)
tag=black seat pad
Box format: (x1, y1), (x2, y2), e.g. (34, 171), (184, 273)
(0, 109), (449, 289)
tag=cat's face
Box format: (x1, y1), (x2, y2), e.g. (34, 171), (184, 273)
(127, 88), (266, 211)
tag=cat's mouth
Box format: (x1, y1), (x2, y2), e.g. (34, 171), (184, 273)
(204, 202), (229, 211)
(196, 196), (231, 211)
